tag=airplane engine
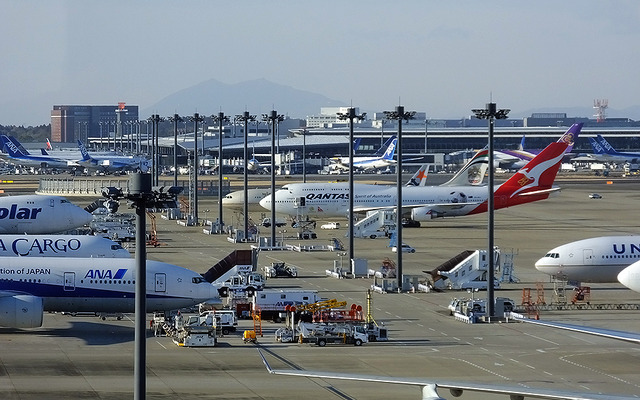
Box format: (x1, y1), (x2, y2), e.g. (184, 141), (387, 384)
(411, 207), (440, 221)
(0, 295), (44, 328)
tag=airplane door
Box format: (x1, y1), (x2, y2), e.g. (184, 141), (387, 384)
(64, 272), (75, 291)
(583, 249), (594, 265)
(155, 273), (166, 293)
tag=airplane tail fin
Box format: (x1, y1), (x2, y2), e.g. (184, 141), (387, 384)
(374, 135), (397, 157)
(382, 138), (397, 161)
(441, 148), (488, 187)
(40, 148), (49, 155)
(77, 140), (92, 161)
(405, 164), (429, 186)
(596, 135), (618, 155)
(492, 123), (582, 208)
(352, 138), (362, 154)
(46, 138), (52, 151)
(518, 135), (526, 151)
(589, 137), (604, 154)
(1, 135), (28, 157)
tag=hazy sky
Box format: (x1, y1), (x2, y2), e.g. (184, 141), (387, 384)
(2, 1), (639, 125)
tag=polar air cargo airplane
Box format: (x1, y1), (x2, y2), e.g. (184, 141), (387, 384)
(0, 135), (80, 170)
(258, 350), (634, 400)
(535, 236), (640, 283)
(0, 235), (130, 258)
(0, 195), (93, 234)
(262, 123), (582, 221)
(0, 257), (220, 328)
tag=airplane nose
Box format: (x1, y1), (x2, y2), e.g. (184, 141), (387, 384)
(534, 257), (557, 275)
(259, 196), (270, 210)
(618, 261), (640, 292)
(75, 209), (94, 228)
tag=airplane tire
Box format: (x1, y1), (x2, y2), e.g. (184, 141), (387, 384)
(369, 234), (377, 239)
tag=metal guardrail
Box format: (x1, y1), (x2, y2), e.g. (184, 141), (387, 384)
(518, 303), (640, 312)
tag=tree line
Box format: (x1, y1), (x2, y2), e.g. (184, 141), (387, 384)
(0, 124), (51, 143)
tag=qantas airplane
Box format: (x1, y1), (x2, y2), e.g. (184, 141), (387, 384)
(78, 140), (150, 173)
(0, 234), (129, 258)
(535, 236), (640, 283)
(0, 135), (80, 170)
(261, 123), (581, 222)
(0, 195), (93, 234)
(0, 257), (220, 328)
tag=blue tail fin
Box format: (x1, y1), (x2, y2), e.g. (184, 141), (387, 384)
(1, 135), (28, 157)
(77, 140), (92, 161)
(382, 138), (397, 161)
(374, 135), (397, 157)
(596, 135), (618, 155)
(589, 137), (605, 155)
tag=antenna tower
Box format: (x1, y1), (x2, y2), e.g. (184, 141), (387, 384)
(593, 99), (608, 123)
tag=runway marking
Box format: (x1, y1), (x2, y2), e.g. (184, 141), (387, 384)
(561, 353), (640, 389)
(155, 341), (167, 349)
(521, 331), (560, 346)
(456, 359), (511, 381)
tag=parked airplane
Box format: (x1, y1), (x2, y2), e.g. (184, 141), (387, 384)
(0, 195), (93, 234)
(0, 257), (220, 328)
(0, 135), (80, 170)
(258, 350), (634, 400)
(0, 235), (129, 258)
(588, 134), (640, 163)
(405, 164), (429, 187)
(328, 136), (398, 172)
(78, 140), (150, 173)
(262, 123), (581, 222)
(535, 236), (640, 283)
(618, 261), (640, 292)
(222, 188), (272, 212)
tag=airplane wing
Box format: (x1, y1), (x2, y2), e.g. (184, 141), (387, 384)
(258, 349), (634, 400)
(353, 201), (481, 214)
(514, 317), (640, 345)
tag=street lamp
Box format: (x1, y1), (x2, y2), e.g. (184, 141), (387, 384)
(189, 113), (205, 225)
(147, 114), (164, 186)
(211, 112), (229, 232)
(167, 114), (183, 188)
(101, 176), (182, 400)
(262, 111), (285, 247)
(472, 102), (509, 319)
(337, 108), (366, 272)
(235, 111), (256, 242)
(383, 106), (416, 291)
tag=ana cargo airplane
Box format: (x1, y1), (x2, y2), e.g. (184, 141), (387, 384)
(0, 257), (220, 328)
(262, 123), (581, 222)
(0, 235), (129, 258)
(0, 135), (80, 170)
(535, 236), (640, 283)
(78, 140), (150, 173)
(258, 350), (635, 400)
(0, 195), (93, 234)
(588, 134), (640, 163)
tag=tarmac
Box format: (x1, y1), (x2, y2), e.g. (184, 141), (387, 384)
(1, 173), (640, 399)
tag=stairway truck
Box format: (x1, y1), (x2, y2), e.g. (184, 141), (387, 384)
(251, 290), (320, 323)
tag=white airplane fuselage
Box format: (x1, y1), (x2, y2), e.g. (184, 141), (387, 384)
(0, 195), (93, 234)
(223, 188), (271, 212)
(535, 236), (640, 283)
(0, 257), (218, 317)
(260, 182), (490, 220)
(0, 235), (130, 258)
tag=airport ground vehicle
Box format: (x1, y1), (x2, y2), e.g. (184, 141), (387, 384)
(320, 222), (340, 229)
(589, 193), (602, 199)
(392, 243), (415, 253)
(251, 289), (320, 322)
(171, 312), (217, 347)
(216, 272), (265, 298)
(263, 262), (298, 278)
(297, 321), (368, 346)
(261, 218), (286, 227)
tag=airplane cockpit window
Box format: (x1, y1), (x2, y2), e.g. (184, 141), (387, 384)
(111, 244), (124, 250)
(544, 253), (560, 258)
(192, 276), (207, 284)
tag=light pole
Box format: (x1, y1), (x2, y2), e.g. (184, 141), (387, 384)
(262, 111), (284, 247)
(337, 108), (366, 271)
(384, 106), (416, 291)
(211, 112), (229, 232)
(167, 114), (183, 188)
(147, 114), (164, 186)
(101, 178), (181, 400)
(189, 113), (205, 225)
(235, 111), (256, 241)
(472, 102), (509, 319)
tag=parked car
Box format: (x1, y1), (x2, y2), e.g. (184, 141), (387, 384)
(392, 244), (416, 253)
(320, 222), (341, 229)
(589, 193), (602, 199)
(261, 218), (286, 227)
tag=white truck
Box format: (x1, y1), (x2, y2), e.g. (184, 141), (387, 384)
(252, 289), (320, 322)
(297, 321), (368, 347)
(171, 312), (217, 347)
